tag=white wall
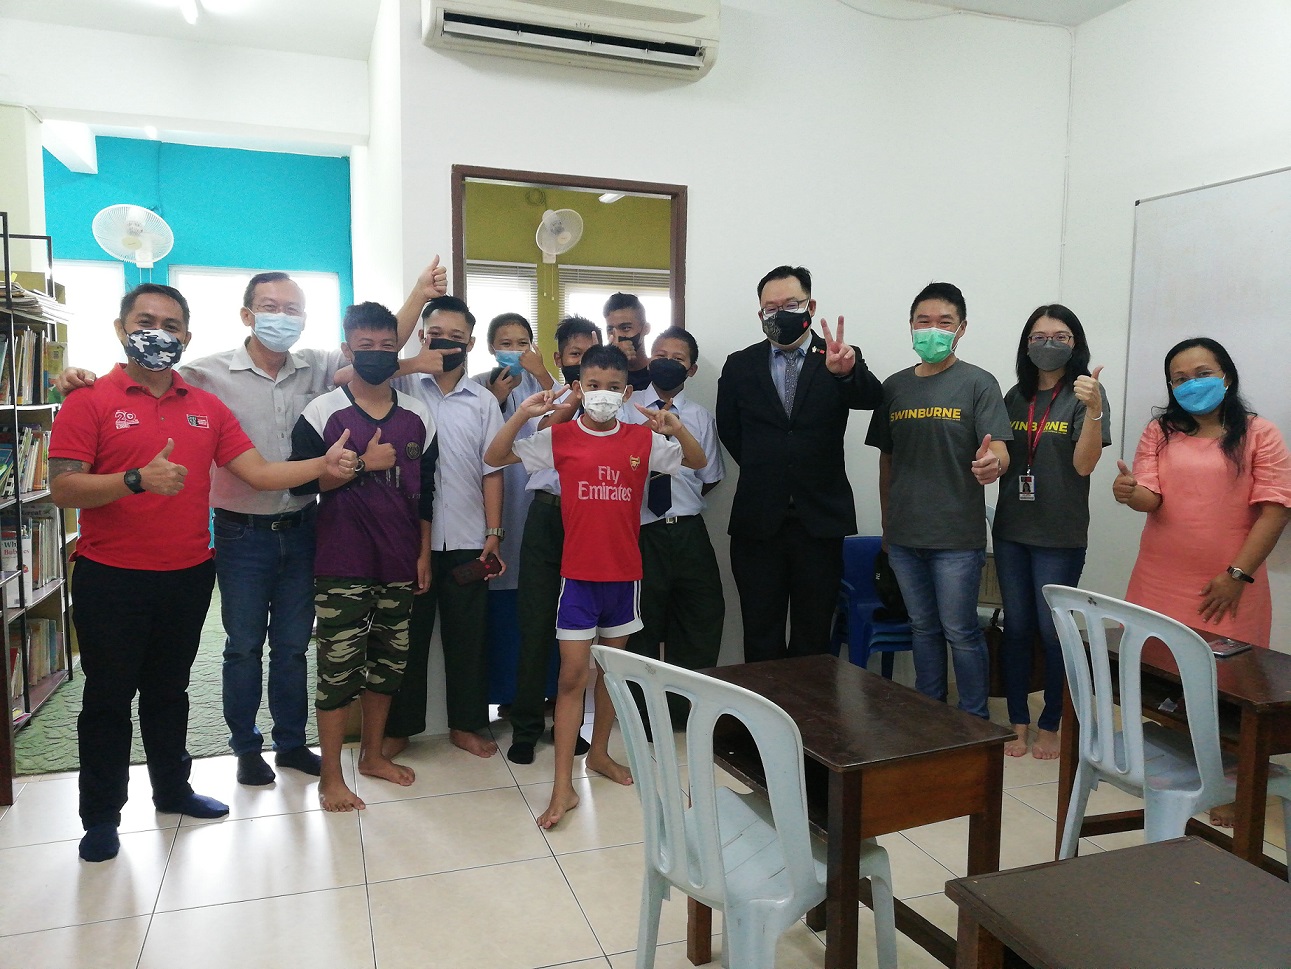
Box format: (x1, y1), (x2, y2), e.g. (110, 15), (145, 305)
(0, 17), (369, 150)
(1064, 0), (1291, 645)
(0, 104), (46, 241)
(384, 0), (1073, 729)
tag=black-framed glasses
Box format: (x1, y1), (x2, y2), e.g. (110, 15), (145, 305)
(1028, 332), (1074, 346)
(759, 299), (809, 322)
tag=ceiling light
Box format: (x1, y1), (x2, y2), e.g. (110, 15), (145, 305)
(179, 0), (200, 25)
(598, 193), (625, 204)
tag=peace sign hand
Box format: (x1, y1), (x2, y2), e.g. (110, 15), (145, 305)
(820, 316), (855, 376)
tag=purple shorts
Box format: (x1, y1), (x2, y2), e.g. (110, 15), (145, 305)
(556, 578), (643, 640)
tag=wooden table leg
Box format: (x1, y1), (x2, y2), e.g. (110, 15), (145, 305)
(825, 771), (863, 969)
(955, 909), (1004, 969)
(1055, 684), (1077, 859)
(967, 746), (1004, 877)
(687, 897), (712, 966)
(1232, 707), (1272, 863)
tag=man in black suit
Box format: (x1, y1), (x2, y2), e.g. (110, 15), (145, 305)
(716, 265), (883, 662)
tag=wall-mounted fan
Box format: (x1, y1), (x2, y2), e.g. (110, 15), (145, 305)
(92, 204), (175, 270)
(535, 208), (584, 264)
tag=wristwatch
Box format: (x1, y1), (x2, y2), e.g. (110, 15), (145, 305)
(354, 458), (366, 475)
(124, 468), (145, 494)
(1226, 566), (1256, 584)
(484, 527), (506, 540)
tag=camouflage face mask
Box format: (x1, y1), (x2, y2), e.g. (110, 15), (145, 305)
(125, 328), (185, 372)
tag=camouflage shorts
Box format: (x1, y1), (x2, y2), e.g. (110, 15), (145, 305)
(313, 577), (415, 711)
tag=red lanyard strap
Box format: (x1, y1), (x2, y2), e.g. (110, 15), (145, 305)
(1025, 381), (1061, 472)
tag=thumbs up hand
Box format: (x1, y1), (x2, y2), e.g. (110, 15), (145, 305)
(971, 434), (1004, 485)
(362, 427), (397, 472)
(1112, 459), (1138, 504)
(324, 429), (358, 479)
(140, 438), (187, 496)
(1074, 365), (1104, 418)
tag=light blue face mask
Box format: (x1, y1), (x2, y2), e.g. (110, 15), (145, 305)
(494, 350), (524, 377)
(1172, 375), (1227, 415)
(254, 312), (305, 353)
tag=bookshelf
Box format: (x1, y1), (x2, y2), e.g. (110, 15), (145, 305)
(0, 213), (74, 806)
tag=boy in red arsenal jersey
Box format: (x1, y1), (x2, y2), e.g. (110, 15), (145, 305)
(485, 344), (706, 828)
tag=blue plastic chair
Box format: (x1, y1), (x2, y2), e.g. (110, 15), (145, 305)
(831, 536), (912, 679)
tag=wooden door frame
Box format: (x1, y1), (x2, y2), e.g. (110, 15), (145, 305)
(450, 164), (688, 327)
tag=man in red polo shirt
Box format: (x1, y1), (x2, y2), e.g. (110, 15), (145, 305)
(49, 283), (357, 863)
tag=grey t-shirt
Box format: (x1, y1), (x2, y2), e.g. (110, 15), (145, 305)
(866, 360), (1013, 550)
(993, 381), (1112, 548)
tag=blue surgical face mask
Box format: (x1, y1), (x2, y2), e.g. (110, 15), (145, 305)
(1173, 375), (1227, 415)
(254, 312), (305, 353)
(494, 350), (524, 376)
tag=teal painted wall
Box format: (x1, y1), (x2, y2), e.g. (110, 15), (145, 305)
(43, 138), (353, 314)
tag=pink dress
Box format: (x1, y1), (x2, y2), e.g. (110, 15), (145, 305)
(1126, 417), (1291, 647)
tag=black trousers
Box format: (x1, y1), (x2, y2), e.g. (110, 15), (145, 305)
(730, 517), (843, 663)
(510, 496), (564, 747)
(73, 556), (216, 828)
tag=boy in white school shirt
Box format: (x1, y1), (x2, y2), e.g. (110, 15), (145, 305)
(621, 327), (726, 725)
(381, 295), (507, 758)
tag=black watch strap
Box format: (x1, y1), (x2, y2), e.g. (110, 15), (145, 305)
(124, 468), (145, 494)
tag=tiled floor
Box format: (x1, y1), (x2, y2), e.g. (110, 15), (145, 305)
(0, 709), (1286, 969)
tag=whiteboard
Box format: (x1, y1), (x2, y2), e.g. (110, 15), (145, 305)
(1125, 166), (1291, 465)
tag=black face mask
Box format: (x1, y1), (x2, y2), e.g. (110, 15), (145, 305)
(429, 337), (468, 372)
(762, 308), (812, 346)
(561, 364), (581, 385)
(648, 358), (688, 392)
(351, 350), (399, 386)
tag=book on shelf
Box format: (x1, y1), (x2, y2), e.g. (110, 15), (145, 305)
(24, 503), (61, 590)
(0, 444), (13, 497)
(8, 642), (23, 714)
(43, 339), (67, 404)
(24, 618), (61, 685)
(1, 522), (32, 608)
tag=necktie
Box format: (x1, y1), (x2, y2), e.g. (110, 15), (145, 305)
(781, 349), (802, 416)
(647, 399), (673, 517)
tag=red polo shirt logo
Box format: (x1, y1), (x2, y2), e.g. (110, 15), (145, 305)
(114, 409), (139, 430)
(187, 414), (210, 428)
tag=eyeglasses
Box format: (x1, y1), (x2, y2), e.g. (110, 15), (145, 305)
(252, 303), (303, 316)
(759, 299), (809, 322)
(1169, 368), (1224, 388)
(1028, 332), (1074, 346)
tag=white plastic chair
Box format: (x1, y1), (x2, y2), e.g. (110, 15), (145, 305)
(592, 644), (897, 969)
(1043, 585), (1291, 865)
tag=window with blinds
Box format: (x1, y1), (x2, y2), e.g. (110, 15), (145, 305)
(558, 265), (672, 328)
(464, 261), (540, 325)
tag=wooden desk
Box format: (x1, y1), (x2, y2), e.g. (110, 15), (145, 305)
(690, 655), (1012, 969)
(1056, 633), (1291, 875)
(947, 836), (1291, 969)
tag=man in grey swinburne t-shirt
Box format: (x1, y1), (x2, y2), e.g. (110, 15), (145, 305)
(178, 265), (446, 786)
(865, 282), (1012, 720)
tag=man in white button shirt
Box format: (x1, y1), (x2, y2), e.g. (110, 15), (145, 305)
(175, 265), (445, 785)
(383, 296), (506, 759)
(623, 327), (725, 723)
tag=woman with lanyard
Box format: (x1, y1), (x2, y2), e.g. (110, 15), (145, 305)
(993, 305), (1110, 758)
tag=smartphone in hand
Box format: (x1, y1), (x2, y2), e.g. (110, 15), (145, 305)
(451, 553), (503, 585)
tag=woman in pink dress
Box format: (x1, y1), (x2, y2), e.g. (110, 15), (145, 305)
(1115, 338), (1291, 823)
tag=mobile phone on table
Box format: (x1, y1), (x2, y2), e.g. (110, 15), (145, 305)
(451, 553), (503, 585)
(1208, 636), (1253, 658)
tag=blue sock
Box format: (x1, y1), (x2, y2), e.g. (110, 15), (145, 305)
(156, 793), (230, 819)
(79, 824), (120, 862)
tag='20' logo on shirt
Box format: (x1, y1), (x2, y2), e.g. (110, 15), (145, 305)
(114, 409), (139, 430)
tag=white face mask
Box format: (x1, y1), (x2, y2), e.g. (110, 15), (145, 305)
(253, 312), (305, 352)
(581, 389), (624, 423)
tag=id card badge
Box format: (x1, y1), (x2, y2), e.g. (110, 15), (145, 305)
(1018, 473), (1036, 501)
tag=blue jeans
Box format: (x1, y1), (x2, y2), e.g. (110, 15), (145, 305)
(214, 514), (317, 755)
(992, 538), (1086, 732)
(887, 545), (990, 719)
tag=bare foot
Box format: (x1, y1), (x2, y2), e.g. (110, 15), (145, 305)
(536, 786), (581, 829)
(1032, 729), (1061, 760)
(450, 729), (499, 758)
(358, 754), (416, 786)
(1210, 802), (1236, 827)
(1004, 725), (1029, 758)
(382, 736), (409, 759)
(318, 776), (366, 812)
(586, 751), (633, 786)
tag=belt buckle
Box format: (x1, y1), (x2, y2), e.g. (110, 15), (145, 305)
(665, 516), (680, 525)
(270, 519), (287, 532)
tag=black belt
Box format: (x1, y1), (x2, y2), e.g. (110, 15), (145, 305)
(644, 514), (699, 526)
(531, 491), (561, 507)
(214, 505), (316, 531)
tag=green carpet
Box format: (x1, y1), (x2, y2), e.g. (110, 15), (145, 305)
(14, 588), (319, 775)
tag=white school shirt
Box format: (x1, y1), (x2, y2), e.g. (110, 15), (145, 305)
(620, 384), (725, 523)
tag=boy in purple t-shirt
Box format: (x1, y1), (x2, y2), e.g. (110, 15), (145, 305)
(290, 302), (438, 812)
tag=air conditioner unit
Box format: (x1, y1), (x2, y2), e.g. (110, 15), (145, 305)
(422, 0), (719, 80)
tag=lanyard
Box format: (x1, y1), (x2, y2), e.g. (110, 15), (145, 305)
(1025, 381), (1061, 473)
